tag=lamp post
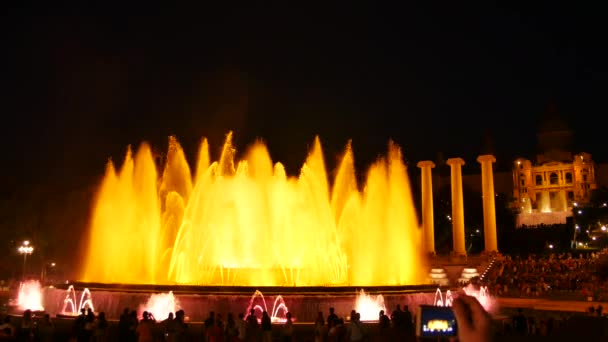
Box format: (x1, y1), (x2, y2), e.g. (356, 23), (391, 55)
(18, 240), (34, 279)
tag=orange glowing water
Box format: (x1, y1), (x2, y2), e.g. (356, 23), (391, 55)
(140, 292), (179, 321)
(354, 289), (386, 321)
(17, 280), (44, 312)
(81, 133), (424, 286)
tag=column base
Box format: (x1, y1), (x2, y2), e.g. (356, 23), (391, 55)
(449, 251), (467, 263)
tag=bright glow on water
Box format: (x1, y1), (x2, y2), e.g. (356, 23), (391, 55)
(354, 289), (386, 321)
(140, 291), (179, 321)
(433, 288), (453, 307)
(434, 286), (495, 313)
(17, 280), (44, 311)
(245, 290), (291, 323)
(61, 285), (94, 315)
(81, 133), (424, 286)
(462, 284), (494, 312)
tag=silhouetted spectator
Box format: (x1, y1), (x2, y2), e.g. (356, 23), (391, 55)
(173, 310), (188, 342)
(512, 308), (527, 335)
(19, 310), (34, 342)
(136, 311), (155, 342)
(224, 313), (238, 342)
(37, 314), (55, 342)
(346, 312), (366, 342)
(314, 311), (326, 342)
(236, 313), (247, 342)
(0, 315), (15, 339)
(245, 309), (258, 341)
(281, 312), (293, 342)
(93, 312), (108, 342)
(261, 311), (272, 342)
(327, 307), (338, 326)
(118, 308), (131, 341)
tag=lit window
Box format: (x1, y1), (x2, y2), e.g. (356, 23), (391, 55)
(550, 173), (558, 185)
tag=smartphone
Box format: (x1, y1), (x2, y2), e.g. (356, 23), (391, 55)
(416, 305), (458, 338)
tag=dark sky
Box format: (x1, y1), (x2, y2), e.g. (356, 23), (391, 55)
(2, 3), (607, 189)
(1, 3), (606, 271)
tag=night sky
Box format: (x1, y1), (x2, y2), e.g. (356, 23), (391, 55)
(0, 3), (606, 269)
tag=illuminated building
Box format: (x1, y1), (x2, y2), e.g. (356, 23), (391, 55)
(513, 153), (596, 226)
(431, 104), (606, 229)
(512, 105), (597, 226)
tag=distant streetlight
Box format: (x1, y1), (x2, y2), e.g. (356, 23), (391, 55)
(41, 261), (56, 284)
(18, 240), (34, 279)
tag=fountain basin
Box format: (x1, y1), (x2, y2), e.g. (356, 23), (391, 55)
(42, 282), (439, 322)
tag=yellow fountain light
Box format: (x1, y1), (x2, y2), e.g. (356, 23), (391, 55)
(427, 319), (449, 331)
(81, 133), (425, 286)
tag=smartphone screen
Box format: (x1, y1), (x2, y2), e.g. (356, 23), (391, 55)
(416, 305), (458, 338)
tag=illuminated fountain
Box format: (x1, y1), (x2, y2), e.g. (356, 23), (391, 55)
(354, 289), (387, 321)
(60, 285), (95, 316)
(433, 288), (453, 307)
(139, 291), (179, 321)
(462, 284), (495, 313)
(81, 133), (425, 286)
(245, 290), (290, 323)
(16, 280), (44, 312)
(433, 286), (495, 313)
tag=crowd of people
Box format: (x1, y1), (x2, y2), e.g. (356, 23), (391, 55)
(0, 310), (57, 341)
(1, 293), (604, 341)
(4, 248), (608, 340)
(483, 248), (608, 301)
(0, 303), (428, 341)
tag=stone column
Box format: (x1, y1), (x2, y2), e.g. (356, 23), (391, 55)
(446, 158), (466, 256)
(557, 190), (567, 212)
(417, 161), (436, 255)
(477, 155), (498, 253)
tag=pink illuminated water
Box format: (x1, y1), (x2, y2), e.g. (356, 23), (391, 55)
(245, 290), (291, 323)
(434, 286), (495, 313)
(433, 288), (453, 307)
(61, 285), (95, 315)
(139, 291), (180, 321)
(17, 280), (44, 312)
(462, 284), (494, 312)
(354, 289), (387, 321)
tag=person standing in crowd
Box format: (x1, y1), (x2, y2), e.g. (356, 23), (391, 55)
(314, 311), (326, 342)
(281, 312), (293, 342)
(261, 311), (272, 342)
(37, 314), (55, 342)
(236, 313), (247, 342)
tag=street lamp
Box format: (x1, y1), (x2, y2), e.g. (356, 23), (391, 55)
(18, 240), (34, 279)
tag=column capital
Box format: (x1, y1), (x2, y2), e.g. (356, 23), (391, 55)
(477, 154), (496, 164)
(417, 160), (436, 169)
(446, 158), (465, 166)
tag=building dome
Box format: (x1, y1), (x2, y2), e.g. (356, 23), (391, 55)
(536, 101), (572, 160)
(539, 101), (569, 133)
